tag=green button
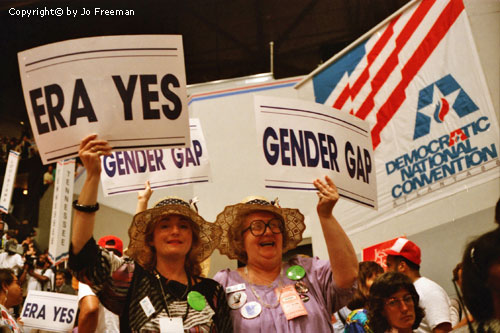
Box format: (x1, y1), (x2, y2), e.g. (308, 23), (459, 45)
(187, 291), (206, 311)
(286, 265), (306, 281)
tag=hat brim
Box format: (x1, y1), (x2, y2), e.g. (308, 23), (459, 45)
(215, 202), (305, 262)
(127, 204), (222, 268)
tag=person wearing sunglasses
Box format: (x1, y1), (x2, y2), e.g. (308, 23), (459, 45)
(367, 272), (425, 333)
(213, 175), (358, 331)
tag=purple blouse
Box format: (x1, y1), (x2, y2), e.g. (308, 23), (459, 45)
(213, 256), (355, 332)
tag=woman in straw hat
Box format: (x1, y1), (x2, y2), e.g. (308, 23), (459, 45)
(213, 175), (358, 331)
(69, 134), (232, 332)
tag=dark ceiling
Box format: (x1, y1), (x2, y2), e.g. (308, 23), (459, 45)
(0, 0), (409, 129)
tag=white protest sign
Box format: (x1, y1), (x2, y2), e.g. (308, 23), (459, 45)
(100, 118), (211, 196)
(254, 95), (377, 209)
(48, 159), (75, 265)
(21, 290), (78, 332)
(18, 35), (190, 165)
(0, 151), (20, 213)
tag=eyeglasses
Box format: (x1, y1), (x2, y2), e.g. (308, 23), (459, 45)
(385, 294), (414, 308)
(242, 219), (283, 237)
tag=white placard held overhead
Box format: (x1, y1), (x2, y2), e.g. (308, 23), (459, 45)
(0, 151), (20, 213)
(48, 159), (75, 265)
(18, 35), (190, 165)
(100, 118), (211, 196)
(254, 95), (377, 209)
(21, 290), (78, 332)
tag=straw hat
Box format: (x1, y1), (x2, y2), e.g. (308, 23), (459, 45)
(215, 196), (305, 263)
(127, 197), (222, 269)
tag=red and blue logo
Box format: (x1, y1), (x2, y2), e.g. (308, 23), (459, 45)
(413, 74), (478, 140)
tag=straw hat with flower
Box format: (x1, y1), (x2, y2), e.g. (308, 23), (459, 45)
(215, 196), (305, 263)
(127, 197), (222, 270)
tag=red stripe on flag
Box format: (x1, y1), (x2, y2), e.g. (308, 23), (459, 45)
(333, 17), (400, 110)
(371, 0), (465, 149)
(354, 0), (436, 120)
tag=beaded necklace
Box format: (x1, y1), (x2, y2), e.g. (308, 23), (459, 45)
(244, 265), (283, 308)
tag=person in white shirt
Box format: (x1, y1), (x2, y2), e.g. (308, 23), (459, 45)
(77, 235), (122, 333)
(0, 240), (24, 276)
(21, 253), (54, 293)
(386, 238), (452, 333)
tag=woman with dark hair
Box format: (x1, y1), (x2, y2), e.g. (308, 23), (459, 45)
(453, 227), (500, 332)
(368, 272), (424, 333)
(0, 268), (23, 332)
(349, 261), (385, 310)
(69, 134), (232, 332)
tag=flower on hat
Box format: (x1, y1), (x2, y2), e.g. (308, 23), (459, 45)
(215, 196), (305, 263)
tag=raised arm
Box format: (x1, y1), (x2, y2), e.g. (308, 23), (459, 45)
(71, 134), (112, 255)
(135, 180), (153, 214)
(313, 175), (358, 289)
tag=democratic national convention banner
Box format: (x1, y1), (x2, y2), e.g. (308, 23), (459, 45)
(22, 290), (78, 332)
(254, 95), (377, 209)
(48, 159), (75, 265)
(295, 0), (499, 231)
(100, 118), (211, 196)
(0, 151), (20, 213)
(18, 35), (190, 165)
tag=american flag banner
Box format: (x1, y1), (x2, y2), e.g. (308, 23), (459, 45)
(296, 0), (499, 233)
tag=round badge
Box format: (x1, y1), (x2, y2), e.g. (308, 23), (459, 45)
(286, 265), (306, 281)
(295, 281), (309, 294)
(228, 291), (247, 309)
(187, 291), (206, 311)
(240, 301), (262, 319)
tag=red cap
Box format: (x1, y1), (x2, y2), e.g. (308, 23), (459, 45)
(98, 235), (123, 256)
(385, 238), (421, 265)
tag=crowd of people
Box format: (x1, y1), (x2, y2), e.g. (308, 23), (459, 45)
(0, 135), (36, 163)
(0, 215), (77, 332)
(0, 133), (497, 333)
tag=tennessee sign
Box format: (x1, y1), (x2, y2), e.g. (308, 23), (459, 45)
(254, 95), (377, 209)
(0, 151), (20, 213)
(18, 35), (190, 165)
(100, 118), (211, 196)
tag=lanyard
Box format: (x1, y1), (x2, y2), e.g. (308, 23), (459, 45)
(155, 270), (191, 321)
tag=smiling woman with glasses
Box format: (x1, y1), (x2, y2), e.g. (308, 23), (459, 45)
(368, 272), (425, 333)
(213, 176), (358, 332)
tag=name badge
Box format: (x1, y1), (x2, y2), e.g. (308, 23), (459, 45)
(139, 296), (155, 318)
(226, 283), (246, 294)
(159, 317), (183, 333)
(278, 285), (308, 320)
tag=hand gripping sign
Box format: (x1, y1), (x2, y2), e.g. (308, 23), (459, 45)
(100, 118), (211, 196)
(254, 95), (377, 209)
(18, 35), (190, 165)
